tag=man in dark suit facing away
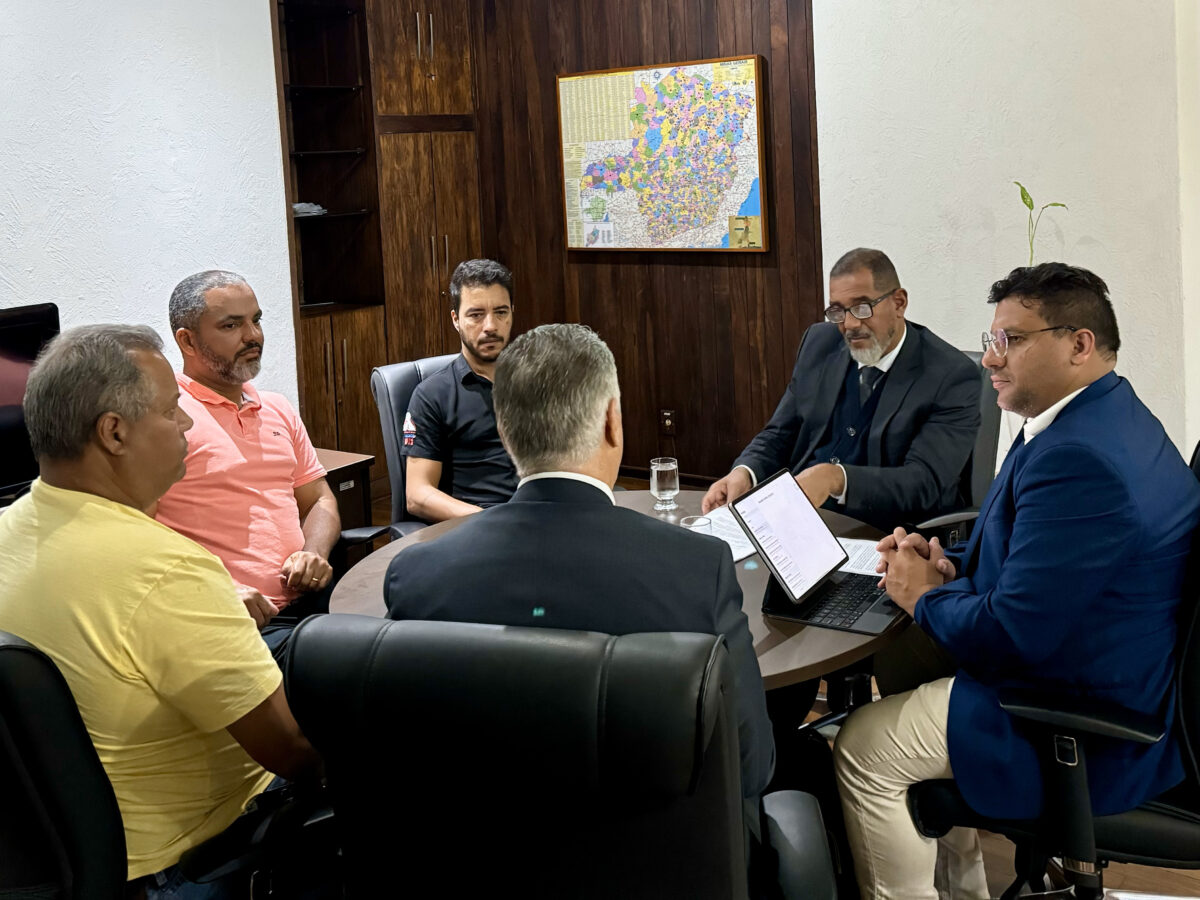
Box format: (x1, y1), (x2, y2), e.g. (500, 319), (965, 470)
(385, 323), (774, 801)
(703, 248), (981, 532)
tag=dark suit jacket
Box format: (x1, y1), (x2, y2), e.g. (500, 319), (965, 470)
(384, 477), (775, 799)
(733, 321), (980, 529)
(918, 372), (1200, 819)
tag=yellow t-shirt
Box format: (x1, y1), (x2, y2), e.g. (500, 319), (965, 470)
(0, 479), (281, 879)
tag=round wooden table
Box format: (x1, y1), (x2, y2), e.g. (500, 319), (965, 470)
(331, 489), (904, 690)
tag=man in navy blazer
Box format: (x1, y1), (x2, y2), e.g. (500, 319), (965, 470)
(834, 263), (1200, 899)
(703, 248), (981, 531)
(384, 324), (775, 802)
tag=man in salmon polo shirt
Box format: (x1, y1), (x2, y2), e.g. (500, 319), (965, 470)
(155, 270), (341, 655)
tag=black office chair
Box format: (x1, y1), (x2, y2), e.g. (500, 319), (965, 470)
(906, 545), (1200, 899)
(915, 349), (1002, 547)
(0, 630), (333, 900)
(370, 353), (458, 537)
(284, 615), (837, 899)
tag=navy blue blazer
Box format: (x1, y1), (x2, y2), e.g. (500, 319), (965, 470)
(383, 477), (776, 799)
(917, 372), (1200, 819)
(733, 321), (980, 530)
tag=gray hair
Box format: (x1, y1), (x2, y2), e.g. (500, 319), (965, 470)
(448, 259), (513, 312)
(169, 270), (249, 332)
(829, 248), (900, 293)
(493, 324), (619, 477)
(24, 324), (164, 460)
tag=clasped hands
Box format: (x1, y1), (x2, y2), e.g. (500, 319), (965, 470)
(235, 551), (333, 630)
(875, 527), (957, 616)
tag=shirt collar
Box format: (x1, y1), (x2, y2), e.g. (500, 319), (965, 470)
(177, 372), (261, 410)
(1022, 385), (1088, 444)
(517, 471), (616, 505)
(858, 321), (907, 373)
(453, 353), (491, 386)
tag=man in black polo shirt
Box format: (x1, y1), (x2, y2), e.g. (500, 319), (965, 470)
(403, 259), (519, 522)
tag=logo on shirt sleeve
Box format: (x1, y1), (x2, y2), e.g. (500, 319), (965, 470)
(402, 411), (417, 447)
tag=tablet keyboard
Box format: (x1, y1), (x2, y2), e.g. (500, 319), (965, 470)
(800, 577), (885, 629)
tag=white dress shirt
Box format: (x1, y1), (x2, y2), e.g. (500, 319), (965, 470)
(1022, 385), (1088, 445)
(517, 471), (616, 505)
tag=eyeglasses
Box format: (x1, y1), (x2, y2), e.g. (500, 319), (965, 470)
(824, 289), (897, 324)
(981, 325), (1078, 359)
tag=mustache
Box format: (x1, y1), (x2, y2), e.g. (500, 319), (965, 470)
(236, 343), (263, 357)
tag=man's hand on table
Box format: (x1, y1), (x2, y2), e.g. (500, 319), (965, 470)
(237, 584), (279, 630)
(794, 464), (845, 509)
(875, 527), (956, 616)
(702, 467), (754, 513)
(282, 551), (333, 593)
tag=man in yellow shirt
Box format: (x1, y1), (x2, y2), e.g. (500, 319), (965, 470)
(0, 324), (320, 897)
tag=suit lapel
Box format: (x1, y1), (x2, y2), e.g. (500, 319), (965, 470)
(793, 346), (852, 470)
(867, 325), (921, 464)
(960, 430), (1025, 575)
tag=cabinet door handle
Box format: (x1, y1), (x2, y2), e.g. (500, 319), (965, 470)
(415, 12), (421, 59)
(443, 234), (449, 275)
(341, 339), (348, 387)
(324, 341), (333, 391)
(429, 13), (435, 62)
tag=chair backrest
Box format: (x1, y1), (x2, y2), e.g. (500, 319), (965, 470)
(961, 349), (1002, 507)
(1178, 442), (1200, 785)
(0, 631), (127, 900)
(369, 354), (458, 524)
(285, 615), (748, 899)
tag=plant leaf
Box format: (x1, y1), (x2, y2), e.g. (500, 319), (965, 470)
(1042, 202), (1068, 209)
(1014, 181), (1034, 210)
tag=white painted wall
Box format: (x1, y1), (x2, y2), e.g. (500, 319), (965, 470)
(0, 2), (297, 404)
(1179, 0), (1200, 456)
(813, 0), (1189, 452)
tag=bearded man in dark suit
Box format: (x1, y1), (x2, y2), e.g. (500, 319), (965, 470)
(703, 248), (981, 532)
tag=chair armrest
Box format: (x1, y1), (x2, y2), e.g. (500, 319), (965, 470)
(915, 509), (980, 530)
(178, 783), (334, 883)
(389, 520), (430, 540)
(763, 790), (837, 900)
(997, 688), (1165, 744)
(339, 525), (390, 546)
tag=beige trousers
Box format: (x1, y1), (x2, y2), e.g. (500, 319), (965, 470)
(833, 677), (990, 900)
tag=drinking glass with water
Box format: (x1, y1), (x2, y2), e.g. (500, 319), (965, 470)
(650, 457), (680, 511)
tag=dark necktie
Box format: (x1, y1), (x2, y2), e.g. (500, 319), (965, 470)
(859, 366), (884, 405)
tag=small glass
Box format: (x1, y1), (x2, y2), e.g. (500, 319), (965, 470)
(650, 457), (680, 511)
(680, 515), (711, 534)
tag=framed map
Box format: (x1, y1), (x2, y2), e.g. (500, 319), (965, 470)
(557, 56), (768, 252)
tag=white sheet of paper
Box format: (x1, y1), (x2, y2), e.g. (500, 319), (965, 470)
(706, 504), (757, 562)
(838, 538), (883, 576)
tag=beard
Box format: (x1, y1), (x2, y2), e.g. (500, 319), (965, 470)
(197, 340), (262, 385)
(843, 325), (893, 366)
(462, 332), (506, 364)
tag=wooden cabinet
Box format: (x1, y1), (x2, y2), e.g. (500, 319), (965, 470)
(366, 0), (473, 115)
(377, 130), (482, 362)
(299, 306), (389, 485)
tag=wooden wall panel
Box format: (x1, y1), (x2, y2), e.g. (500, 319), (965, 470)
(470, 0), (823, 480)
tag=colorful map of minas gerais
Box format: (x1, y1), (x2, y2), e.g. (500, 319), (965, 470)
(558, 57), (765, 251)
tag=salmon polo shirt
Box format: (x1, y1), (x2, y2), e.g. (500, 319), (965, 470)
(156, 374), (327, 609)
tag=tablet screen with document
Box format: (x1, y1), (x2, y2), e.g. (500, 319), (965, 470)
(729, 469), (848, 603)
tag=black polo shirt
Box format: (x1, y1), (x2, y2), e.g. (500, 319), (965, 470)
(402, 354), (517, 508)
